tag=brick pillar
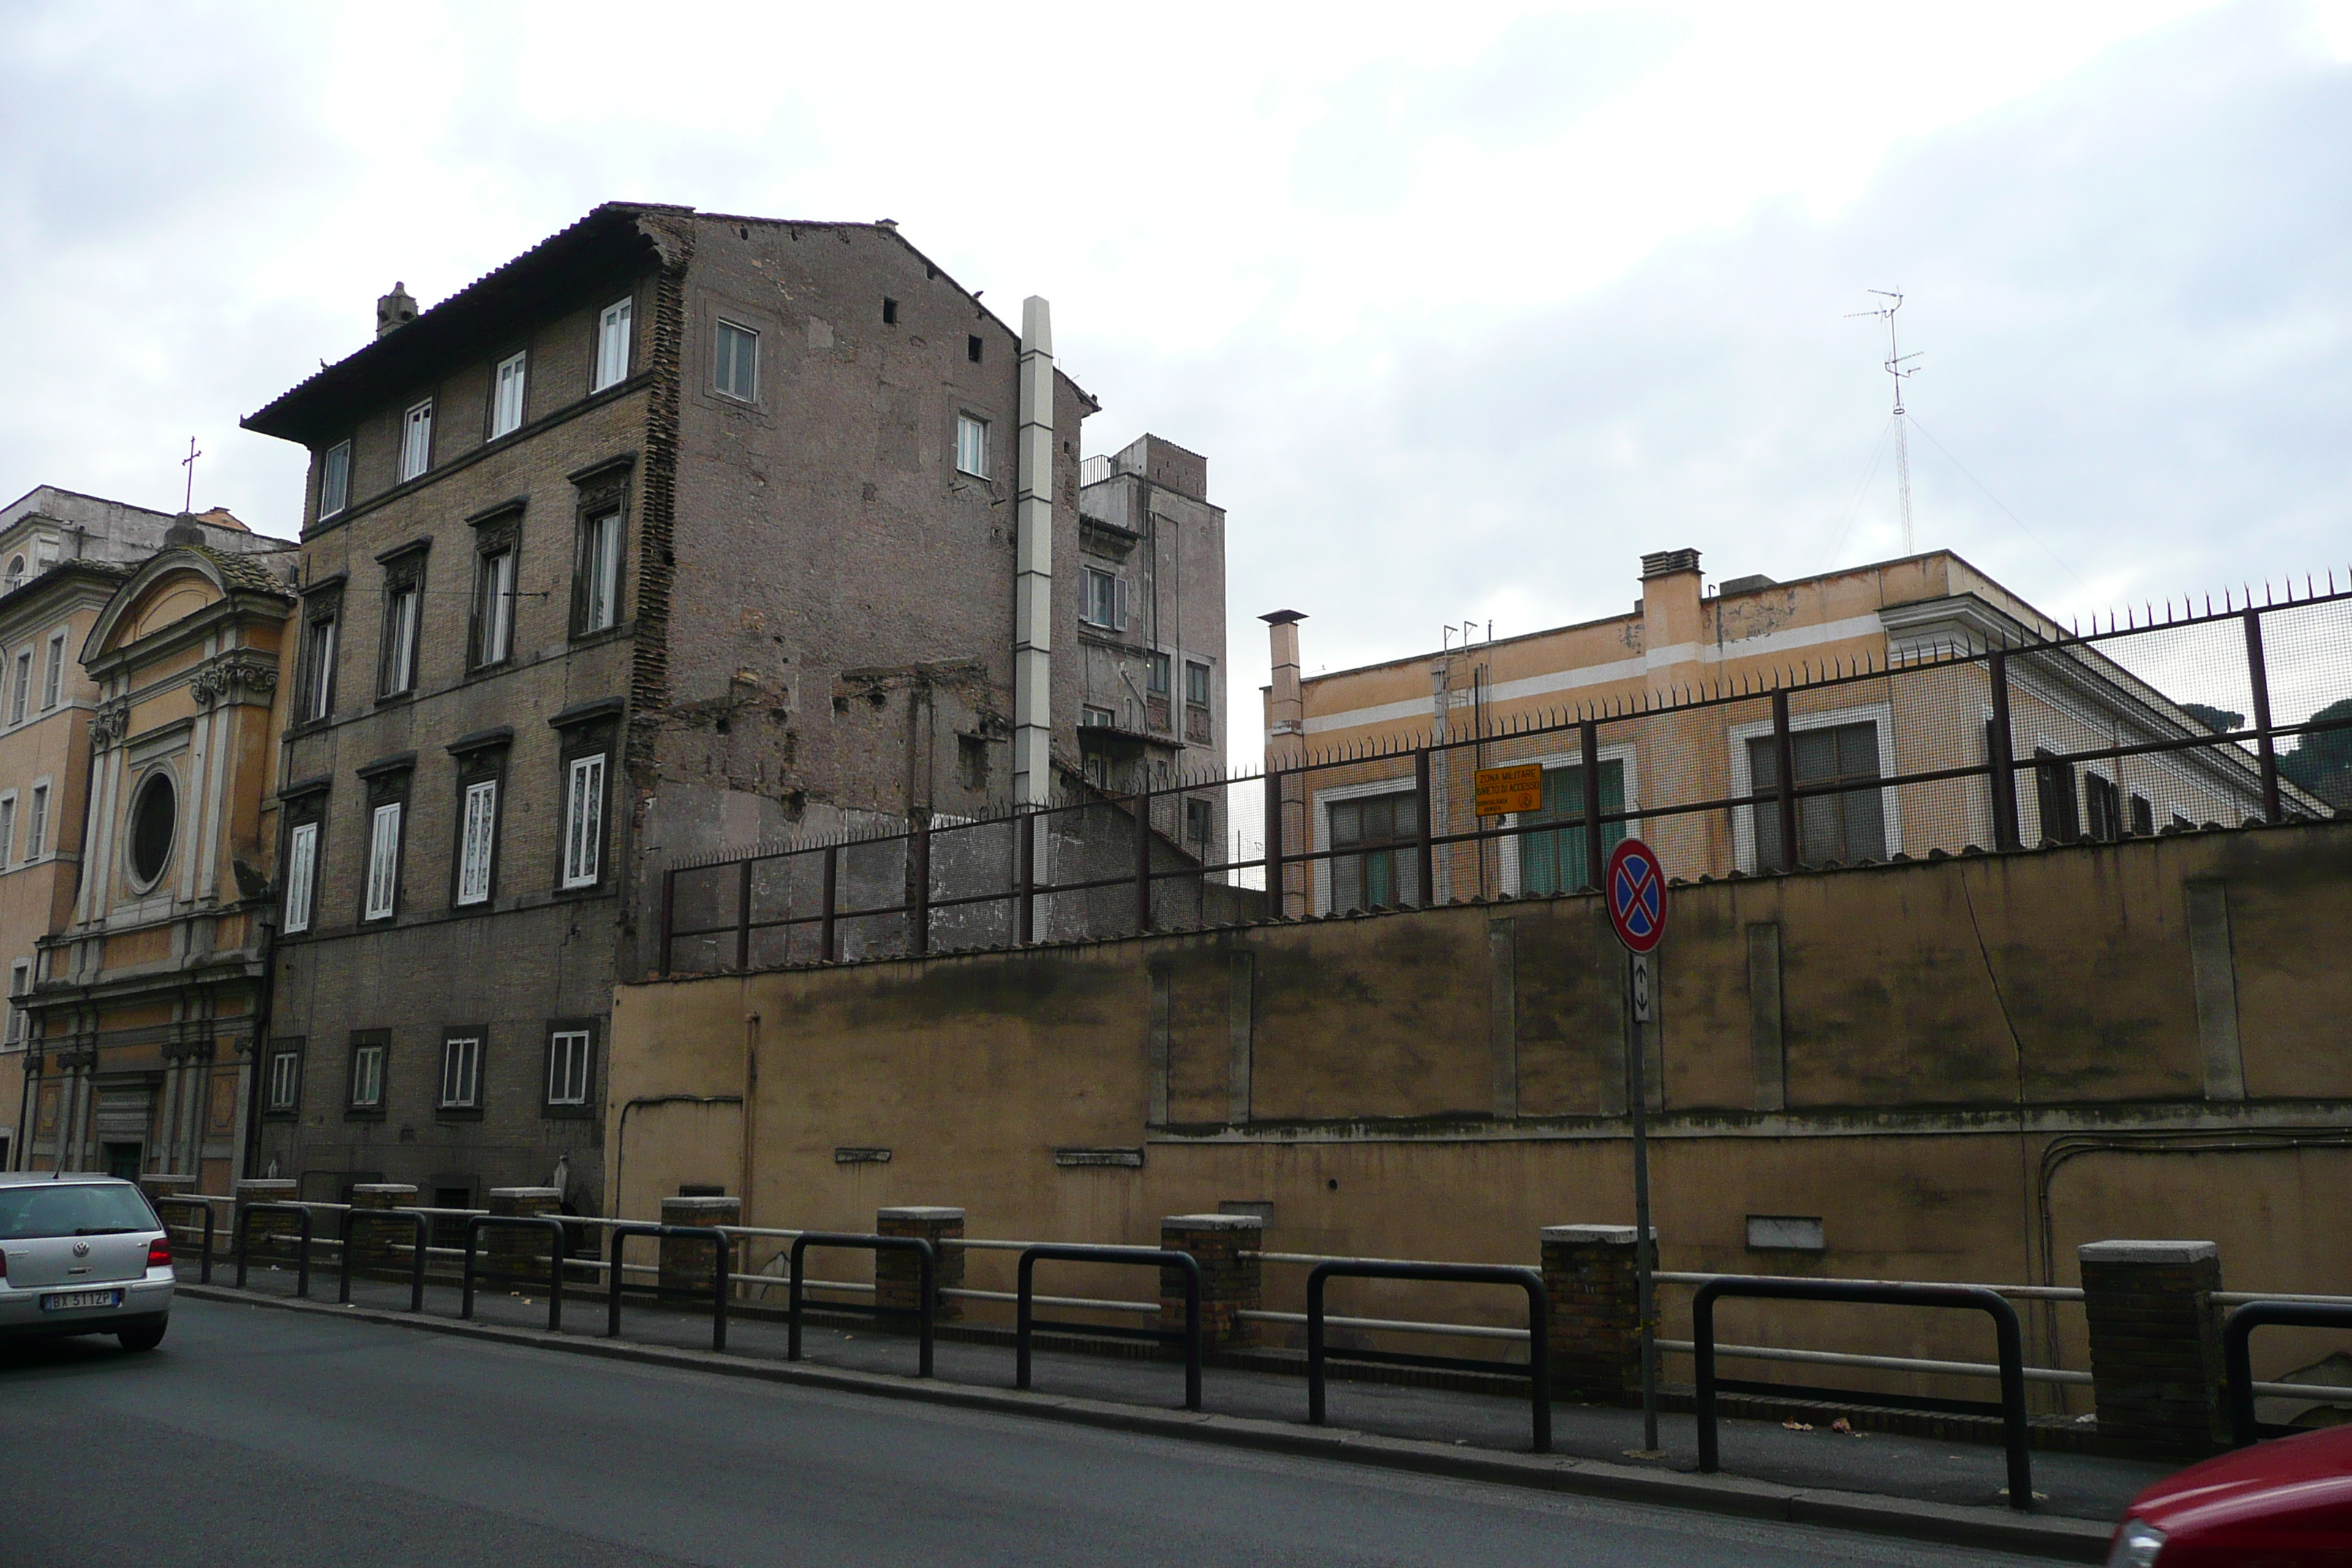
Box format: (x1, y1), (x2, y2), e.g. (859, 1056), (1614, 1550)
(140, 1173), (197, 1199)
(877, 1206), (965, 1322)
(486, 1187), (565, 1286)
(141, 1175), (200, 1261)
(660, 1194), (739, 1298)
(233, 1178), (299, 1262)
(2080, 1239), (2226, 1458)
(1160, 1213), (1262, 1349)
(1541, 1224), (1647, 1398)
(348, 1183), (420, 1270)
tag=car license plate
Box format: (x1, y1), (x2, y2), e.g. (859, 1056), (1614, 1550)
(41, 1289), (124, 1312)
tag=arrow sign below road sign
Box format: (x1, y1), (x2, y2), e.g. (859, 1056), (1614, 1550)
(1605, 837), (1666, 954)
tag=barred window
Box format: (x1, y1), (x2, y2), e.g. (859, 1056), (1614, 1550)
(1329, 791), (1420, 912)
(1749, 723), (1886, 870)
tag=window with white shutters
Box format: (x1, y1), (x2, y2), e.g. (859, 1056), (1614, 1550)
(399, 400), (433, 482)
(440, 1033), (480, 1109)
(491, 351), (527, 437)
(364, 802), (402, 920)
(594, 298), (633, 391)
(562, 755), (605, 889)
(283, 821), (318, 932)
(456, 780), (497, 905)
(547, 1029), (591, 1106)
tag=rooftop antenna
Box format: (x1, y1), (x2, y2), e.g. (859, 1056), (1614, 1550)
(180, 436), (203, 514)
(1847, 290), (1921, 554)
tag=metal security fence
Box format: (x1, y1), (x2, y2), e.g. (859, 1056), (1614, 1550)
(660, 578), (2352, 973)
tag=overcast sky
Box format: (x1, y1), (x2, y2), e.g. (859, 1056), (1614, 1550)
(4, 1), (2347, 754)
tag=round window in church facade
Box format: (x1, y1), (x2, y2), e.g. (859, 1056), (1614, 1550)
(129, 771), (176, 887)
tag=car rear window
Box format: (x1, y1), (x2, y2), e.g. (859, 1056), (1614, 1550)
(0, 1183), (161, 1239)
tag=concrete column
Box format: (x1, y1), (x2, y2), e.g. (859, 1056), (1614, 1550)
(349, 1183), (419, 1270)
(1542, 1224), (1648, 1398)
(1010, 296), (1055, 810)
(486, 1186), (564, 1286)
(1160, 1213), (1261, 1349)
(2080, 1239), (2225, 1458)
(233, 1177), (299, 1261)
(659, 1194), (738, 1297)
(876, 1205), (964, 1322)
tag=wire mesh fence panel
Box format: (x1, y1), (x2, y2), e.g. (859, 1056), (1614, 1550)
(838, 837), (909, 960)
(1293, 749), (1424, 915)
(928, 816), (1017, 954)
(2258, 598), (2352, 812)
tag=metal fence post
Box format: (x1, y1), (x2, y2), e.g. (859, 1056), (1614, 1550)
(734, 859), (752, 972)
(1135, 785), (1153, 932)
(1016, 810), (1036, 945)
(658, 867), (675, 977)
(1413, 748), (1433, 908)
(2243, 610), (2283, 823)
(1987, 650), (2021, 851)
(1264, 770), (1284, 919)
(1580, 718), (1604, 891)
(821, 844), (839, 963)
(1771, 689), (1799, 871)
(911, 817), (932, 957)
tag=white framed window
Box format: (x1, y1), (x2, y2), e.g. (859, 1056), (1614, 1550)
(1079, 567), (1126, 630)
(1726, 701), (1902, 874)
(40, 630), (64, 710)
(714, 320), (758, 401)
(282, 821), (318, 933)
(955, 413), (989, 478)
(1080, 704), (1115, 728)
(0, 793), (15, 868)
(363, 801), (402, 920)
(475, 546), (515, 665)
(301, 606), (339, 723)
(268, 1048), (301, 1112)
(594, 297), (633, 392)
(319, 440), (351, 519)
(456, 780), (497, 905)
(3, 558), (22, 592)
(439, 1033), (480, 1109)
(349, 1039), (385, 1109)
(26, 784), (48, 859)
(7, 960), (28, 1043)
(380, 580), (419, 696)
(10, 649), (29, 724)
(491, 351), (527, 438)
(578, 510), (622, 633)
(562, 754), (606, 889)
(547, 1028), (591, 1106)
(399, 400), (434, 483)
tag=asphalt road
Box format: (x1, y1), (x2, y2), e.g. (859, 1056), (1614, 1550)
(2, 1298), (2054, 1567)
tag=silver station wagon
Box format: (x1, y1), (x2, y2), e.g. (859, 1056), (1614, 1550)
(0, 1172), (175, 1351)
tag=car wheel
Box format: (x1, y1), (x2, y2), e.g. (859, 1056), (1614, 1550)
(117, 1320), (167, 1352)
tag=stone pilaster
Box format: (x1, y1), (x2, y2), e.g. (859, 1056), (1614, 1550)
(1160, 1213), (1262, 1349)
(1541, 1224), (1648, 1398)
(877, 1206), (965, 1321)
(660, 1194), (739, 1297)
(2080, 1239), (2225, 1457)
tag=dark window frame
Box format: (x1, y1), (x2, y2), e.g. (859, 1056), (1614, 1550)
(569, 470), (630, 641)
(487, 347), (529, 441)
(264, 1036), (304, 1118)
(713, 317), (759, 402)
(1329, 790), (1421, 912)
(1749, 720), (1888, 870)
(549, 706), (619, 897)
(346, 1028), (389, 1119)
(447, 739), (509, 911)
(376, 545), (429, 701)
(2084, 772), (2123, 844)
(467, 508), (523, 671)
(357, 761), (414, 924)
(437, 1025), (487, 1119)
(295, 586), (344, 727)
(542, 1017), (598, 1118)
(317, 439), (353, 521)
(2033, 747), (2081, 844)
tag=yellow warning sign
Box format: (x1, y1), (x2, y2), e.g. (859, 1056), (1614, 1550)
(1474, 764), (1545, 816)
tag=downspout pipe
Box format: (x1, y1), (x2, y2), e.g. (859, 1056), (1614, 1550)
(1011, 297), (1055, 811)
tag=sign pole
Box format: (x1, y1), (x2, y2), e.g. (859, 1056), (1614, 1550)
(1602, 836), (1667, 1460)
(1629, 950), (1658, 1455)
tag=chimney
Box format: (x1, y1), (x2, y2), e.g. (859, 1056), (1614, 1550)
(376, 282), (418, 339)
(1262, 611), (1308, 768)
(1010, 296), (1055, 810)
(1637, 547), (1705, 684)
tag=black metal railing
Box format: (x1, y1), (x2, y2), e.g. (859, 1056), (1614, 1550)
(786, 1232), (934, 1376)
(1305, 1261), (1550, 1453)
(1017, 1244), (1200, 1411)
(154, 1195), (215, 1284)
(607, 1223), (732, 1353)
(1693, 1276), (2031, 1510)
(338, 1206), (430, 1311)
(235, 1202), (316, 1296)
(2223, 1300), (2352, 1447)
(461, 1215), (568, 1333)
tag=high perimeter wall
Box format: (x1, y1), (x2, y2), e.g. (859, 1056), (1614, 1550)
(608, 821), (2352, 1403)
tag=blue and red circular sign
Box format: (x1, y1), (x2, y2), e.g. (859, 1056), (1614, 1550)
(1605, 837), (1666, 954)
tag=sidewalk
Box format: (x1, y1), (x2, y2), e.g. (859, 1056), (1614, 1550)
(201, 1258), (2167, 1534)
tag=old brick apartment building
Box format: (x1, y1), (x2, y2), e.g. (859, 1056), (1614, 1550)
(241, 204), (1226, 1213)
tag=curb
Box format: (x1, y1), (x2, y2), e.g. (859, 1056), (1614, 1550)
(178, 1283), (2114, 1562)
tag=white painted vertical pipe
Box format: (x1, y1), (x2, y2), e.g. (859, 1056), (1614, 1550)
(1012, 297), (1055, 811)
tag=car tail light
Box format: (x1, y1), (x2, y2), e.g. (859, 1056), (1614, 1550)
(148, 1237), (172, 1269)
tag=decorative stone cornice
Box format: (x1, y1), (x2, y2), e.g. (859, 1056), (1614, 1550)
(192, 649), (281, 708)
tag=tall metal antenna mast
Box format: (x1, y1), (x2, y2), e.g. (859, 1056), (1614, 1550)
(1847, 290), (1921, 553)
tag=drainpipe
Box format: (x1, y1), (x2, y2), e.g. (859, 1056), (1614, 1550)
(1011, 297), (1055, 811)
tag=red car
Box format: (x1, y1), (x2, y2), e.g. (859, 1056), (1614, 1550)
(2108, 1423), (2352, 1564)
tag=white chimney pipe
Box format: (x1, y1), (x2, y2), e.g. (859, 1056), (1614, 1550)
(1012, 297), (1055, 810)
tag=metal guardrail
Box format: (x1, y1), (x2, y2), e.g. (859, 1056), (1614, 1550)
(153, 1196), (215, 1284)
(461, 1215), (567, 1333)
(235, 1202), (315, 1297)
(788, 1233), (935, 1377)
(1017, 1245), (1200, 1411)
(607, 1223), (731, 1352)
(339, 1207), (429, 1312)
(1694, 1276), (2031, 1512)
(1657, 1337), (2092, 1387)
(2223, 1300), (2352, 1447)
(1305, 1262), (1549, 1453)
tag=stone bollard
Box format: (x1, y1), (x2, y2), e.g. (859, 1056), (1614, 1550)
(233, 1178), (300, 1264)
(660, 1194), (739, 1300)
(486, 1187), (565, 1287)
(2080, 1240), (2226, 1457)
(877, 1207), (965, 1322)
(348, 1183), (420, 1270)
(1541, 1225), (1650, 1399)
(1160, 1213), (1262, 1349)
